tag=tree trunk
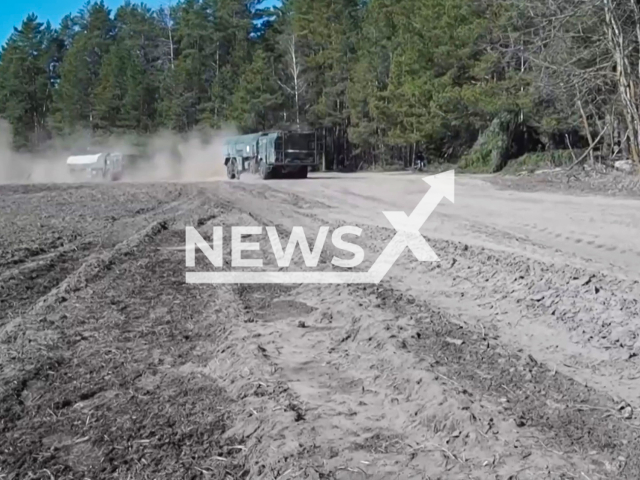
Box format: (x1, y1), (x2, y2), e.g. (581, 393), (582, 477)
(604, 0), (640, 162)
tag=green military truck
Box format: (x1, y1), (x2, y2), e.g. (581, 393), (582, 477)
(223, 129), (318, 180)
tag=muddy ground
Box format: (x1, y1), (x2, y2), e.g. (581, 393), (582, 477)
(2, 172), (640, 479)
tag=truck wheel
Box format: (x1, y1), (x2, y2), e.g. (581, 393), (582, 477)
(227, 159), (238, 180)
(297, 167), (308, 179)
(259, 160), (270, 180)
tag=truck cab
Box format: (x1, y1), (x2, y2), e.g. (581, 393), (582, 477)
(223, 129), (318, 180)
(66, 152), (125, 181)
(104, 153), (124, 181)
(257, 130), (318, 179)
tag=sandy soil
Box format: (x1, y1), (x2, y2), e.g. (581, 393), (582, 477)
(2, 172), (640, 479)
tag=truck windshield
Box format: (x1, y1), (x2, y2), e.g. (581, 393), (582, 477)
(284, 133), (315, 152)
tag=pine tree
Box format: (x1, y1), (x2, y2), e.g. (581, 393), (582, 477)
(231, 48), (284, 132)
(52, 1), (116, 132)
(288, 0), (361, 166)
(0, 0), (539, 162)
(158, 0), (214, 130)
(93, 42), (129, 130)
(0, 14), (56, 149)
(206, 0), (256, 127)
(109, 2), (163, 132)
(347, 0), (395, 160)
(347, 0), (518, 162)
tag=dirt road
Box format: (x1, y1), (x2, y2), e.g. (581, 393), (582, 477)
(246, 171), (640, 396)
(2, 173), (640, 479)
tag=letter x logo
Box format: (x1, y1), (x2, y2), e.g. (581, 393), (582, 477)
(367, 171), (454, 283)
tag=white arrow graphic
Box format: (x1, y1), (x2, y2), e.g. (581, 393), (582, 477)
(186, 170), (454, 284)
(366, 169), (454, 283)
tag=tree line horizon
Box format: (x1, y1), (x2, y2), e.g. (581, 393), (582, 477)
(1, 0), (639, 170)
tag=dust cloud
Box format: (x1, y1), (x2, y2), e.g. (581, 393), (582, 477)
(0, 121), (70, 183)
(120, 125), (238, 182)
(0, 119), (238, 184)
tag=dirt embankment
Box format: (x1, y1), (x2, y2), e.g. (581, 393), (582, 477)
(2, 179), (639, 480)
(486, 166), (640, 198)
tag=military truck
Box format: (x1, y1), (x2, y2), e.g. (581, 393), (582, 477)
(223, 129), (318, 180)
(66, 152), (125, 181)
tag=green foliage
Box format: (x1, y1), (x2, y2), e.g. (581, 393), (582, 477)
(52, 1), (116, 132)
(230, 48), (284, 132)
(93, 43), (129, 130)
(501, 150), (576, 174)
(0, 0), (588, 166)
(0, 15), (59, 149)
(290, 0), (360, 127)
(346, 0), (533, 164)
(459, 112), (520, 172)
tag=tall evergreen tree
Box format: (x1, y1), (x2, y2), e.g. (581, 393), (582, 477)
(93, 42), (130, 130)
(206, 0), (256, 127)
(289, 0), (361, 166)
(231, 48), (284, 131)
(52, 1), (115, 132)
(0, 15), (57, 149)
(0, 0), (604, 165)
(96, 2), (164, 132)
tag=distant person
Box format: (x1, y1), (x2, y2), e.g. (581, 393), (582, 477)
(415, 150), (426, 171)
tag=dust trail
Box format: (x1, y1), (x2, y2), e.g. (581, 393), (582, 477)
(124, 126), (237, 182)
(0, 121), (72, 183)
(0, 119), (238, 184)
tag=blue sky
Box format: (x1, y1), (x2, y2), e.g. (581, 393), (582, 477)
(1, 0), (280, 46)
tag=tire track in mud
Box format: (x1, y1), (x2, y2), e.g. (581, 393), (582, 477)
(2, 180), (637, 479)
(0, 200), (257, 479)
(0, 186), (201, 403)
(0, 219), (169, 417)
(183, 196), (623, 479)
(0, 242), (97, 325)
(0, 243), (90, 284)
(0, 218), (171, 431)
(0, 185), (250, 479)
(368, 282), (640, 477)
(227, 180), (640, 396)
(0, 185), (224, 403)
(0, 182), (192, 266)
(210, 182), (640, 478)
(360, 224), (640, 398)
(0, 183), (206, 327)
